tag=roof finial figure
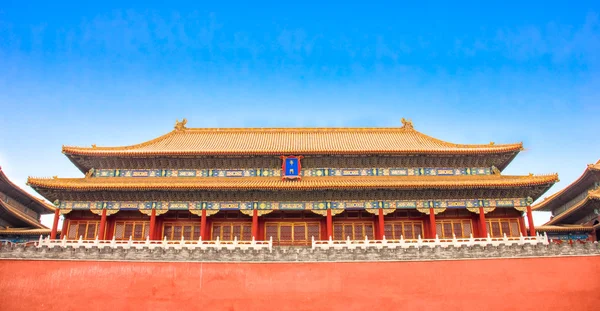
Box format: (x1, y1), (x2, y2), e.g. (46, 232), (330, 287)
(175, 118), (188, 131)
(401, 118), (414, 130)
(85, 168), (95, 178)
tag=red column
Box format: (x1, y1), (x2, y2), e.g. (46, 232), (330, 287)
(518, 216), (527, 236)
(479, 207), (488, 237)
(50, 209), (60, 239)
(378, 208), (385, 239)
(252, 209), (258, 239)
(60, 218), (68, 239)
(526, 205), (535, 236)
(326, 209), (333, 239)
(149, 209), (156, 240)
(98, 209), (107, 240)
(200, 209), (207, 240)
(429, 208), (436, 238)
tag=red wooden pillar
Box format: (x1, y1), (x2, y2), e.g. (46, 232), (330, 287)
(98, 209), (107, 240)
(60, 217), (68, 239)
(326, 209), (333, 239)
(378, 208), (385, 239)
(149, 209), (156, 240)
(200, 209), (207, 240)
(429, 208), (436, 238)
(479, 207), (488, 237)
(518, 216), (527, 236)
(50, 209), (60, 239)
(526, 205), (535, 236)
(252, 209), (258, 239)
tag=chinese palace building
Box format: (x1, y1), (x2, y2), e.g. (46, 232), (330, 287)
(0, 166), (56, 242)
(27, 119), (558, 245)
(534, 160), (600, 242)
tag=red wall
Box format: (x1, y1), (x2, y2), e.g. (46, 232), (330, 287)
(1, 257), (599, 311)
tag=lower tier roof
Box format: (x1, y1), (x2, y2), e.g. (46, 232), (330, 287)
(29, 174), (557, 191)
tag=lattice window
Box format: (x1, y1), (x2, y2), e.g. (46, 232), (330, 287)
(114, 221), (150, 240)
(162, 222), (201, 241)
(211, 222), (252, 241)
(332, 222), (375, 240)
(66, 220), (100, 240)
(435, 220), (472, 238)
(486, 218), (520, 237)
(383, 221), (425, 239)
(266, 222), (321, 246)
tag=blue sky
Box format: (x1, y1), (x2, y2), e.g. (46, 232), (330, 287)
(1, 1), (599, 226)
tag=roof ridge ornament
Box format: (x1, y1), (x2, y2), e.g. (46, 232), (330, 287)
(401, 118), (414, 130)
(175, 118), (188, 131)
(85, 168), (95, 178)
(491, 166), (501, 175)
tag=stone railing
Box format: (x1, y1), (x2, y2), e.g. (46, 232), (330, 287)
(312, 233), (549, 250)
(36, 235), (273, 251)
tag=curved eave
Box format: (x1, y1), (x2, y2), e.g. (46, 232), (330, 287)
(0, 228), (55, 235)
(545, 191), (600, 225)
(28, 174), (558, 192)
(0, 200), (46, 229)
(533, 163), (600, 211)
(535, 225), (594, 233)
(0, 167), (56, 213)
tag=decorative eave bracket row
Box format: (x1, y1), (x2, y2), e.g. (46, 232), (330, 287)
(92, 167), (496, 178)
(56, 197), (534, 217)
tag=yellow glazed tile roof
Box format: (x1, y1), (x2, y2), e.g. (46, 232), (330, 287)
(533, 161), (600, 211)
(535, 225), (594, 232)
(27, 174), (558, 191)
(0, 200), (46, 229)
(544, 188), (600, 225)
(0, 228), (54, 235)
(0, 166), (55, 213)
(62, 121), (524, 156)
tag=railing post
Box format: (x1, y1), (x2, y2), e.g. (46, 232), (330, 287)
(417, 234), (422, 248)
(311, 236), (315, 250)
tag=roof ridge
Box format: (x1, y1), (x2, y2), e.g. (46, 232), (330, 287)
(62, 123), (524, 151)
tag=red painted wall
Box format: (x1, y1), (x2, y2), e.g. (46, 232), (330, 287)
(1, 257), (599, 311)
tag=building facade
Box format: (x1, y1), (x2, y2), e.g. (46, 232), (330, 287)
(535, 160), (600, 242)
(28, 119), (558, 245)
(0, 167), (56, 242)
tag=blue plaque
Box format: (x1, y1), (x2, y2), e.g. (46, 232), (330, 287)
(281, 156), (303, 179)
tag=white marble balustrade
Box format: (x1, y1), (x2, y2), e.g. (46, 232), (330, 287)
(37, 235), (273, 251)
(311, 233), (549, 250)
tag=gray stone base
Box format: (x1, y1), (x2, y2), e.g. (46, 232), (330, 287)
(1, 242), (599, 262)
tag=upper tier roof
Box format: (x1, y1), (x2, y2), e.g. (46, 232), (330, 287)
(544, 188), (600, 225)
(533, 160), (600, 212)
(62, 119), (523, 157)
(0, 167), (55, 215)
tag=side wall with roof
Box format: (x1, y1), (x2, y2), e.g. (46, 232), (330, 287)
(1, 257), (599, 311)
